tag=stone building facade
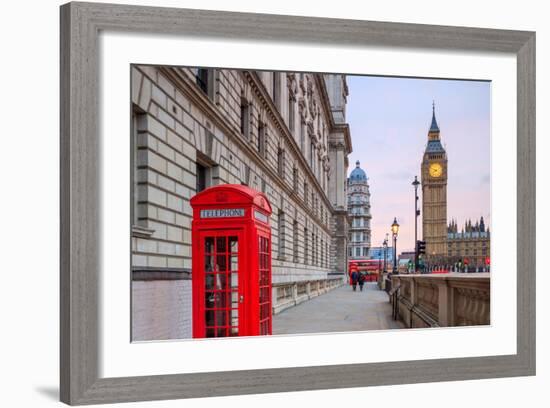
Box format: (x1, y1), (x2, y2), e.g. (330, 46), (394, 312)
(447, 217), (491, 269)
(130, 66), (352, 340)
(347, 161), (372, 259)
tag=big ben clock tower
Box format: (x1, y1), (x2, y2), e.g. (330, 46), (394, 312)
(421, 103), (448, 257)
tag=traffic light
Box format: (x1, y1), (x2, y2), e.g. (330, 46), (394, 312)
(416, 240), (426, 256)
(415, 241), (426, 273)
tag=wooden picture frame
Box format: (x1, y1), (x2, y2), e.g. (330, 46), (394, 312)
(60, 2), (535, 404)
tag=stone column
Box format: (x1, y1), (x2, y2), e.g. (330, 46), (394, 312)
(437, 280), (454, 327)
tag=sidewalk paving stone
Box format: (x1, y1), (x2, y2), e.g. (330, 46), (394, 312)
(273, 282), (405, 335)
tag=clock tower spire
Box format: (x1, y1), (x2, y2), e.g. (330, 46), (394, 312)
(421, 102), (448, 258)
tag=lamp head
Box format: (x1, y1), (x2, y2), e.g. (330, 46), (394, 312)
(391, 217), (400, 236)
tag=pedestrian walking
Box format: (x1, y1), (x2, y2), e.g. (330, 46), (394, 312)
(358, 272), (365, 291)
(350, 270), (359, 291)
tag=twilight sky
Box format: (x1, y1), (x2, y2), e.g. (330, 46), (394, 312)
(346, 75), (491, 253)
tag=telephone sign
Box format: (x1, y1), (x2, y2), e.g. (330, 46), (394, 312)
(200, 208), (245, 218)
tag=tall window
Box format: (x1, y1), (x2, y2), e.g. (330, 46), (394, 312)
(195, 68), (215, 100)
(258, 122), (266, 157)
(312, 232), (316, 265)
(304, 182), (308, 206)
(304, 227), (308, 265)
(277, 147), (285, 179)
(320, 239), (324, 268)
(293, 220), (299, 263)
(315, 197), (319, 217)
(316, 235), (319, 266)
(240, 99), (250, 139)
(242, 164), (250, 186)
(293, 166), (298, 191)
(278, 210), (285, 260)
(196, 162), (211, 193)
(131, 109), (144, 226)
(195, 68), (209, 94)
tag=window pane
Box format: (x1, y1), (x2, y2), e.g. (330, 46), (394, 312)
(205, 273), (216, 290)
(204, 237), (214, 253)
(231, 255), (238, 271)
(204, 255), (214, 272)
(229, 236), (238, 252)
(231, 291), (239, 308)
(215, 291), (228, 308)
(205, 292), (216, 309)
(216, 255), (227, 272)
(216, 237), (226, 253)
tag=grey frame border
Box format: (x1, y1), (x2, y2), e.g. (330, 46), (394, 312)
(60, 2), (536, 405)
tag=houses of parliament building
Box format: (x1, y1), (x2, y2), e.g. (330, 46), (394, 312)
(447, 218), (491, 269)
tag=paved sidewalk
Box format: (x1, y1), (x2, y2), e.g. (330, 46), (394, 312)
(273, 282), (405, 335)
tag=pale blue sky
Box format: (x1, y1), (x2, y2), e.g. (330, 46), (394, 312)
(346, 75), (491, 253)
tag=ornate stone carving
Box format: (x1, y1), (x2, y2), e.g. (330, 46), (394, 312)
(328, 140), (346, 150)
(454, 286), (490, 326)
(287, 73), (297, 98)
(299, 73), (306, 93)
(416, 281), (439, 319)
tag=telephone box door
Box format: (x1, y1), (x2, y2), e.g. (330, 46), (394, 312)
(197, 230), (245, 338)
(257, 231), (272, 335)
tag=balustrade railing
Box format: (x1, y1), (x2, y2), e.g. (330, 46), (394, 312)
(390, 274), (490, 328)
(273, 277), (344, 314)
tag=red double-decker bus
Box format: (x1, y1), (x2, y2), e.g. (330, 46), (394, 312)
(348, 259), (381, 283)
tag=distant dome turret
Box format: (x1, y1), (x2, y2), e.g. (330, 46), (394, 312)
(347, 160), (372, 259)
(349, 160), (367, 181)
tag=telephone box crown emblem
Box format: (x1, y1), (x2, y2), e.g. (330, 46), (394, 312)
(215, 192), (228, 202)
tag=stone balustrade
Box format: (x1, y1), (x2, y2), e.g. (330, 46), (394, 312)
(273, 277), (345, 314)
(390, 273), (490, 328)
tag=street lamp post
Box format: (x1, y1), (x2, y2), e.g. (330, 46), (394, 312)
(412, 176), (420, 272)
(381, 235), (389, 291)
(391, 217), (400, 274)
(382, 236), (388, 274)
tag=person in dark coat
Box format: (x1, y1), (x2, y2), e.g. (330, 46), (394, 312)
(358, 272), (365, 291)
(350, 270), (359, 291)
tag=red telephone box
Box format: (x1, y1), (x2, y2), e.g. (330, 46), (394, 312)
(190, 184), (272, 338)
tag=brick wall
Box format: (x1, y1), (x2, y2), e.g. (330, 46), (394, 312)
(132, 280), (192, 341)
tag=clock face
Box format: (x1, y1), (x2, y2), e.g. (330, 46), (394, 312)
(429, 163), (443, 178)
